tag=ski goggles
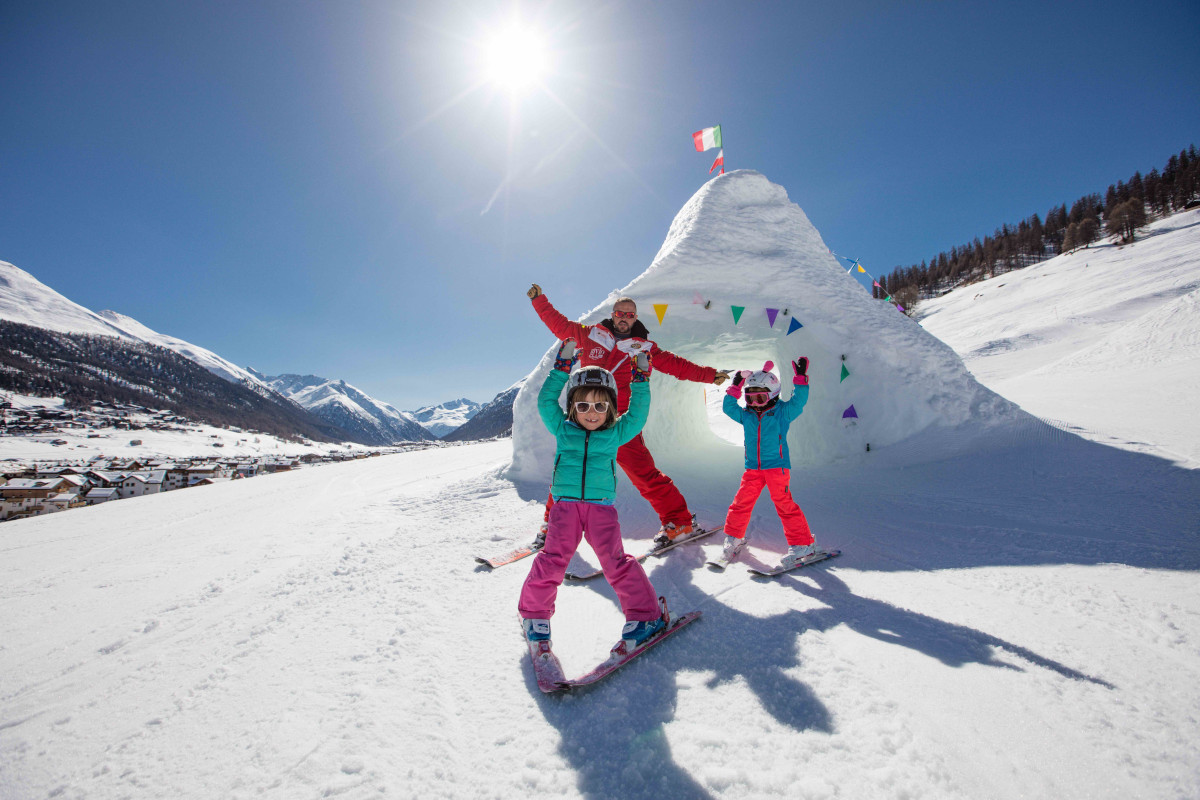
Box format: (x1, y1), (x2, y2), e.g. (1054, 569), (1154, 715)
(611, 310), (637, 320)
(573, 401), (610, 413)
(745, 390), (772, 406)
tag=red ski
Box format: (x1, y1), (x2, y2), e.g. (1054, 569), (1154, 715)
(552, 605), (701, 691)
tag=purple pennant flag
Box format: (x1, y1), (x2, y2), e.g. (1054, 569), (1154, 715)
(766, 308), (779, 327)
(842, 404), (858, 419)
(896, 304), (906, 313)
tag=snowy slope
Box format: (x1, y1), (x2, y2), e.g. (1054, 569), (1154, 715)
(3, 175), (1199, 800)
(408, 398), (481, 438)
(917, 208), (1200, 468)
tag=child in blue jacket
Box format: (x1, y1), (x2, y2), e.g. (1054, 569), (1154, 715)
(720, 358), (820, 569)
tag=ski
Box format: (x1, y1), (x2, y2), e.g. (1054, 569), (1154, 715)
(525, 636), (568, 694)
(552, 608), (701, 691)
(747, 549), (842, 577)
(475, 538), (543, 569)
(564, 525), (723, 581)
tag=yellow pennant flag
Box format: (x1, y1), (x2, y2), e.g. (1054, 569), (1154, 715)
(857, 265), (866, 273)
(653, 303), (668, 325)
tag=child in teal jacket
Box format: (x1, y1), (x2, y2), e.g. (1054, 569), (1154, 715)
(519, 339), (666, 649)
(720, 358), (821, 570)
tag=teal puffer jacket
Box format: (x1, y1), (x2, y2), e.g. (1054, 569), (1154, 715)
(723, 385), (809, 470)
(539, 369), (649, 502)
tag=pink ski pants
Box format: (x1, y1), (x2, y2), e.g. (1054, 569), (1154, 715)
(723, 468), (814, 546)
(518, 500), (660, 622)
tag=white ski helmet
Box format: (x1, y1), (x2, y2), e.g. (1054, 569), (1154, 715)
(568, 365), (618, 396)
(744, 361), (781, 400)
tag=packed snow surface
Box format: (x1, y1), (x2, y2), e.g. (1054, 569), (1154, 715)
(3, 175), (1198, 799)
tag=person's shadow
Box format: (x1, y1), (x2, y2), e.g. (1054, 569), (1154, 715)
(523, 551), (1111, 799)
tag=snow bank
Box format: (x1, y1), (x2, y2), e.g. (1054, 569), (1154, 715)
(510, 171), (1018, 487)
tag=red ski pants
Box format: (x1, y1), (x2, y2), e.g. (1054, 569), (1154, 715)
(543, 434), (692, 528)
(519, 501), (660, 622)
(723, 468), (813, 546)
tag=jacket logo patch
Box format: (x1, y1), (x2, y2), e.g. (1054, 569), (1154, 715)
(588, 327), (615, 350)
(589, 347), (607, 360)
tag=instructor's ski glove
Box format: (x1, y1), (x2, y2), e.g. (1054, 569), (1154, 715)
(792, 357), (809, 386)
(631, 350), (653, 383)
(713, 370), (731, 386)
(554, 339), (578, 373)
(527, 284), (543, 300)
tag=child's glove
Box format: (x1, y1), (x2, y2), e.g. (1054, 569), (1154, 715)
(726, 370), (751, 398)
(792, 357), (809, 386)
(527, 283), (543, 300)
(631, 350), (652, 383)
(554, 339), (578, 372)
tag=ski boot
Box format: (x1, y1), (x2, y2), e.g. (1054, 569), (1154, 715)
(653, 513), (696, 546)
(780, 541), (820, 570)
(521, 618), (551, 643)
(721, 534), (746, 560)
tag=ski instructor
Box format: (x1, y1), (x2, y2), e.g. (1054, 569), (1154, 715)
(527, 284), (729, 544)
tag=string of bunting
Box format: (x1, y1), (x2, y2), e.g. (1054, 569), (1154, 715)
(645, 293), (805, 335)
(646, 296), (863, 425)
(828, 251), (907, 313)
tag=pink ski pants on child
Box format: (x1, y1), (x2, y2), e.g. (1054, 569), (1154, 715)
(518, 500), (660, 622)
(723, 468), (813, 546)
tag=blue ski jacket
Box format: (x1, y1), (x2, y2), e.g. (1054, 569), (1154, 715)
(723, 385), (809, 470)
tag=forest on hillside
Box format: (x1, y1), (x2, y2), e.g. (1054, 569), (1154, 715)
(879, 145), (1200, 309)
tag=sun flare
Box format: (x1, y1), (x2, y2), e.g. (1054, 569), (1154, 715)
(482, 25), (548, 91)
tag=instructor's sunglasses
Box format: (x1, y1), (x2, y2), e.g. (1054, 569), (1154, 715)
(573, 401), (609, 413)
(611, 310), (637, 319)
(745, 391), (771, 406)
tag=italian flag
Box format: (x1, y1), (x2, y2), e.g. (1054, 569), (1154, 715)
(709, 149), (724, 174)
(692, 125), (722, 151)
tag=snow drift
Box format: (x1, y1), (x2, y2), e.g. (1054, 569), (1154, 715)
(510, 171), (1019, 487)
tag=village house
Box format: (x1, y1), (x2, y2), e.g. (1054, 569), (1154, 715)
(118, 471), (165, 499)
(85, 487), (121, 505)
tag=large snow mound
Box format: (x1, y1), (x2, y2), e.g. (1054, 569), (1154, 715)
(510, 171), (1019, 486)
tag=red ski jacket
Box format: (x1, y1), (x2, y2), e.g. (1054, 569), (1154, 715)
(532, 294), (717, 413)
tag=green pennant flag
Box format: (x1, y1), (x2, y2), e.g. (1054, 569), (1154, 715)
(730, 306), (745, 324)
(840, 364), (850, 382)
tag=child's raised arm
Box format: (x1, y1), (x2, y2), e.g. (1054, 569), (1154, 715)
(537, 339), (578, 433)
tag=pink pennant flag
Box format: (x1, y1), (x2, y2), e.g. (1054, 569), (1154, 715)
(693, 292), (704, 304)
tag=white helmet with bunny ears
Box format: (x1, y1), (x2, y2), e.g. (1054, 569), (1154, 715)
(743, 361), (782, 400)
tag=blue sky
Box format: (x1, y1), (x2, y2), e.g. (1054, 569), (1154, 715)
(2, 0), (1197, 410)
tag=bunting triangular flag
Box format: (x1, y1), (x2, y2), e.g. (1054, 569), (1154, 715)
(842, 404), (858, 419)
(857, 265), (866, 273)
(786, 317), (803, 335)
(840, 364), (850, 382)
(692, 292), (704, 304)
(653, 304), (668, 325)
(730, 306), (745, 324)
(766, 308), (779, 327)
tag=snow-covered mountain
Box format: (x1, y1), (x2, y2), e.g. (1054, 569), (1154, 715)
(441, 381), (522, 441)
(252, 371), (434, 445)
(0, 260), (278, 398)
(2, 173), (1199, 799)
(408, 397), (480, 437)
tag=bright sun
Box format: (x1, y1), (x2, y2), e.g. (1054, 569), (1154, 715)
(483, 26), (548, 91)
